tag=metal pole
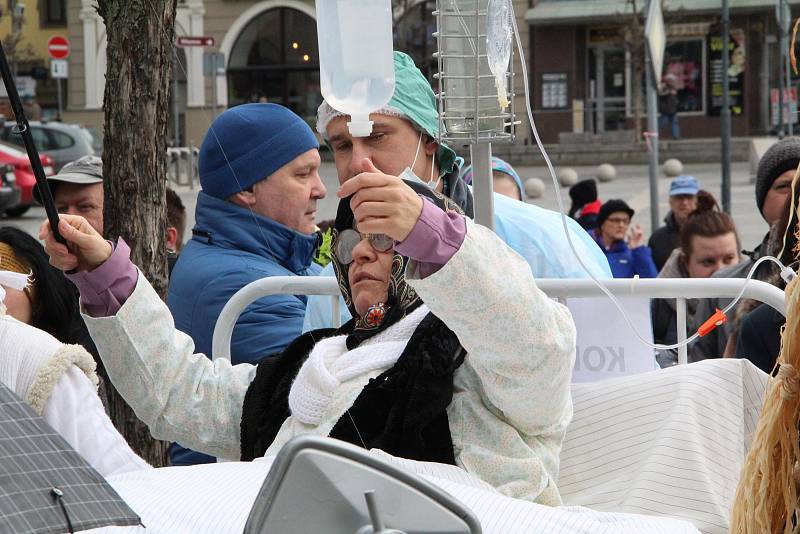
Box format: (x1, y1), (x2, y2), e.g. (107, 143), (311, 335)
(470, 143), (494, 230)
(787, 6), (795, 136)
(172, 49), (180, 146)
(56, 78), (62, 120)
(779, 0), (787, 139)
(721, 0), (731, 214)
(644, 1), (660, 233)
(761, 17), (771, 134)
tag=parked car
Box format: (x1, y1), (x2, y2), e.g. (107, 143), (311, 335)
(0, 121), (102, 171)
(0, 163), (20, 215)
(0, 142), (55, 217)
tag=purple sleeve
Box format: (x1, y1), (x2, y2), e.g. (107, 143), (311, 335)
(395, 196), (467, 278)
(66, 238), (138, 317)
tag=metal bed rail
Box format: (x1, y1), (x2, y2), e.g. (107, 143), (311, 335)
(211, 277), (786, 365)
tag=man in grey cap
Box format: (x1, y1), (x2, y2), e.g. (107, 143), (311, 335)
(35, 155), (104, 234)
(647, 175), (700, 272)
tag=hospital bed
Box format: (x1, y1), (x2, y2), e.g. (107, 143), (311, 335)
(83, 278), (782, 534)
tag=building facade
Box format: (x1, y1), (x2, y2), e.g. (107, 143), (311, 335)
(527, 0), (798, 143)
(63, 0), (533, 149)
(0, 0), (68, 118)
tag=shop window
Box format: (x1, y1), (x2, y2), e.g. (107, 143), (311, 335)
(628, 38), (705, 116)
(227, 7), (321, 125)
(663, 40), (704, 113)
(40, 0), (66, 26)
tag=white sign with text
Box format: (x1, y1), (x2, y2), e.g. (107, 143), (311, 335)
(567, 297), (656, 383)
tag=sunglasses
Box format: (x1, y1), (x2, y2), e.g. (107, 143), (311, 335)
(334, 229), (394, 265)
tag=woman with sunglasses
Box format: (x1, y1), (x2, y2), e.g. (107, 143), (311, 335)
(41, 164), (577, 506)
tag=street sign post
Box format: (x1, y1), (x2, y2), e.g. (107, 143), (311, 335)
(644, 0), (665, 232)
(50, 60), (67, 79)
(644, 0), (665, 84)
(177, 36), (215, 47)
(50, 60), (67, 120)
(46, 36), (70, 60)
(204, 52), (225, 119)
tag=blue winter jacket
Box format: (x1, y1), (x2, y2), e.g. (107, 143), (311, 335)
(592, 232), (659, 279)
(167, 192), (320, 464)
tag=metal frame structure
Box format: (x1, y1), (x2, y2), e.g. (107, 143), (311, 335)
(433, 0), (517, 230)
(211, 276), (786, 366)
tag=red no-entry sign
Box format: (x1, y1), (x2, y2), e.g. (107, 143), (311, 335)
(47, 36), (70, 60)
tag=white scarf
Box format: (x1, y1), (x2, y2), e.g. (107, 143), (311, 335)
(289, 305), (429, 426)
(0, 270), (29, 315)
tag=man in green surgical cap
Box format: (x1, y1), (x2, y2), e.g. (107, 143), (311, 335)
(305, 51), (612, 330)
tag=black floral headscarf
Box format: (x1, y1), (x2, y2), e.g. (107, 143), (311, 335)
(331, 180), (464, 349)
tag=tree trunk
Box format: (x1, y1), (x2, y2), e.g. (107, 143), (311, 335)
(96, 0), (177, 468)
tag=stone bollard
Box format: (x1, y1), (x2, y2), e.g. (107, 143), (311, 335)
(663, 158), (684, 177)
(558, 168), (578, 187)
(596, 163), (616, 183)
(524, 178), (545, 199)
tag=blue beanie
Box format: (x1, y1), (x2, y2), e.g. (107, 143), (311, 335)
(199, 103), (319, 199)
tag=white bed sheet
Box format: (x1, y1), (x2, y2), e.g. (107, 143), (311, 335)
(81, 454), (698, 534)
(80, 359), (765, 534)
(560, 358), (768, 534)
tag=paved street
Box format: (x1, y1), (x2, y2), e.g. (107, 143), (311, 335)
(3, 160), (768, 252)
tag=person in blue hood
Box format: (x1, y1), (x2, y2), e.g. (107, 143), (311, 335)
(167, 103), (325, 464)
(592, 199), (658, 279)
(304, 51), (611, 331)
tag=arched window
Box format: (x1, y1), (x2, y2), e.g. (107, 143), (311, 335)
(393, 0), (437, 83)
(227, 7), (321, 124)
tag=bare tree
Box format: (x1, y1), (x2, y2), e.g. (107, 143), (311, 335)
(95, 0), (177, 467)
(1, 3), (37, 78)
(621, 0), (647, 141)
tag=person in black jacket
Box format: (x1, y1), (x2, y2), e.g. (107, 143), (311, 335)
(568, 179), (601, 231)
(732, 170), (800, 372)
(648, 175), (699, 271)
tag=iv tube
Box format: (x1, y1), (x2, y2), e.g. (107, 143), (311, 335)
(509, 13), (794, 352)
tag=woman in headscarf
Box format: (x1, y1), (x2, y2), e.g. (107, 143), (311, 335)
(41, 171), (576, 505)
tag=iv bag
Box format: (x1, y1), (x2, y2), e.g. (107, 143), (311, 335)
(486, 0), (513, 110)
(316, 0), (395, 137)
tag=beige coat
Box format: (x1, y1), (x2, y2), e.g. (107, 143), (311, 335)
(83, 220), (576, 505)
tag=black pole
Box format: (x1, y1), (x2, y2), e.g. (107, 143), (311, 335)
(0, 41), (64, 243)
(779, 0), (787, 139)
(721, 0), (731, 214)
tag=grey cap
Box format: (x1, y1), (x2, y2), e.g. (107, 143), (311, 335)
(34, 155), (103, 203)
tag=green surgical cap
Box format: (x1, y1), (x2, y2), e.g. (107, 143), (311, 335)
(317, 51), (458, 176)
(388, 52), (457, 176)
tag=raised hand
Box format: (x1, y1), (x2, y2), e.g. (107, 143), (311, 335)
(39, 215), (112, 272)
(337, 158), (423, 242)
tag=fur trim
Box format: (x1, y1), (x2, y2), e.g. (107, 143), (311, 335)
(25, 344), (98, 415)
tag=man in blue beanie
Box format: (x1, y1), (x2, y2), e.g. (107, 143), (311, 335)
(167, 103), (325, 465)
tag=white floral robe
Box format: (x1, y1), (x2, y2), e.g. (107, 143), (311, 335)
(83, 220), (576, 505)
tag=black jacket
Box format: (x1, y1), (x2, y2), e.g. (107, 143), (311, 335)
(648, 212), (680, 272)
(735, 305), (783, 374)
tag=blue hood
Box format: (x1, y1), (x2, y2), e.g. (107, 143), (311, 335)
(192, 191), (319, 274)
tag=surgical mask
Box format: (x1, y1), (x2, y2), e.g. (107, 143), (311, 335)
(399, 132), (441, 190)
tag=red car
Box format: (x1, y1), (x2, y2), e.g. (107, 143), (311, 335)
(0, 141), (55, 216)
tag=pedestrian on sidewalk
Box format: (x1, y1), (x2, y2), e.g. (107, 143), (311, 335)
(648, 175), (699, 271)
(592, 199), (658, 279)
